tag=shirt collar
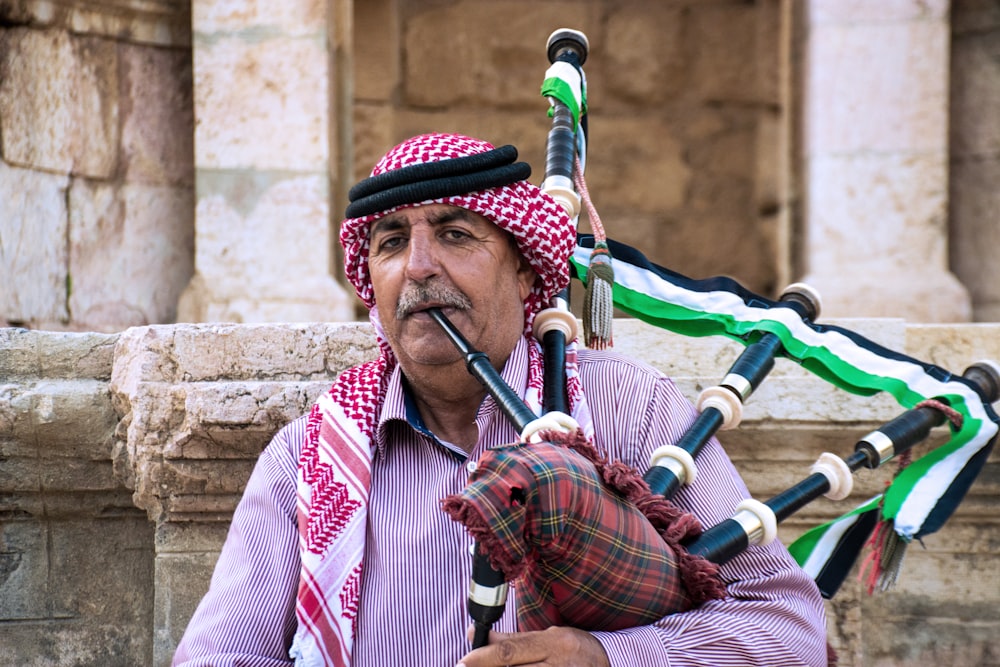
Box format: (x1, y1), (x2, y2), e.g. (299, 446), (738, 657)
(373, 335), (532, 458)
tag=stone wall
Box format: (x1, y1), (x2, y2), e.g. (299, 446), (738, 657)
(355, 0), (788, 298)
(3, 320), (1000, 666)
(0, 0), (195, 333)
(0, 328), (154, 665)
(8, 0), (1000, 331)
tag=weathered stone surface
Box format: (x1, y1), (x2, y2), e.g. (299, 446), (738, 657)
(585, 113), (691, 216)
(354, 0), (399, 102)
(6, 0), (193, 46)
(0, 161), (70, 327)
(807, 21), (948, 155)
(0, 328), (116, 379)
(68, 179), (195, 331)
(402, 0), (601, 110)
(603, 6), (687, 106)
(0, 28), (119, 178)
(688, 2), (771, 104)
(0, 516), (154, 666)
(109, 322), (377, 521)
(192, 0), (324, 35)
(803, 152), (971, 322)
(949, 16), (1000, 322)
(120, 43), (195, 186)
(178, 171), (352, 323)
(193, 34), (328, 171)
(0, 327), (153, 666)
(809, 0), (950, 23)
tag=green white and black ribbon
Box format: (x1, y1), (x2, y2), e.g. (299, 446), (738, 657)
(571, 236), (999, 596)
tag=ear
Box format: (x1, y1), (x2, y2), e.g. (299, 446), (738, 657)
(516, 255), (537, 303)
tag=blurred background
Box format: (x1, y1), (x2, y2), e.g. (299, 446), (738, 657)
(3, 0), (998, 332)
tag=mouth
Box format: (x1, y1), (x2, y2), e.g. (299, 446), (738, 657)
(403, 303), (457, 319)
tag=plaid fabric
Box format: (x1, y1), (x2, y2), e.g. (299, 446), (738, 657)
(443, 433), (723, 632)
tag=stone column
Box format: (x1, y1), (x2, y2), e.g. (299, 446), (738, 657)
(178, 0), (354, 324)
(799, 0), (971, 322)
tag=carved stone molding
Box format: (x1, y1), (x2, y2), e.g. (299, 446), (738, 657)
(3, 0), (192, 46)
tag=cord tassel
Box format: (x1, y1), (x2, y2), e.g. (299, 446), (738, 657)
(574, 156), (614, 349)
(583, 242), (614, 349)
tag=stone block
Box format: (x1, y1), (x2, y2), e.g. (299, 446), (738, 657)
(806, 21), (948, 155)
(12, 0), (194, 47)
(950, 28), (1000, 157)
(402, 0), (602, 110)
(950, 158), (1000, 320)
(0, 29), (119, 178)
(190, 171), (328, 295)
(688, 3), (766, 104)
(193, 35), (328, 171)
(354, 0), (400, 102)
(167, 382), (322, 459)
(154, 551), (223, 666)
(155, 521), (230, 554)
(31, 331), (118, 380)
(905, 323), (1000, 371)
(603, 6), (687, 105)
(809, 153), (948, 267)
(0, 161), (70, 327)
(120, 43), (195, 186)
(0, 28), (74, 172)
(952, 0), (1000, 33)
(179, 168), (354, 323)
(804, 152), (972, 322)
(352, 102), (397, 182)
(0, 515), (154, 666)
(0, 329), (115, 381)
(68, 180), (195, 331)
(809, 0), (950, 24)
(193, 0), (325, 36)
(0, 379), (115, 455)
(584, 113), (690, 215)
(167, 322), (371, 381)
(109, 323), (375, 521)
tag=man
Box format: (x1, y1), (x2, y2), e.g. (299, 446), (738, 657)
(174, 133), (828, 667)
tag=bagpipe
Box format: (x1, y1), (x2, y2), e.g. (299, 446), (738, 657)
(437, 29), (1000, 649)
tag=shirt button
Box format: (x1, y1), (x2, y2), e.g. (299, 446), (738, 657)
(466, 460), (478, 473)
(469, 543), (476, 555)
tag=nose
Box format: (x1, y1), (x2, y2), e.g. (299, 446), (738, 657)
(403, 226), (441, 281)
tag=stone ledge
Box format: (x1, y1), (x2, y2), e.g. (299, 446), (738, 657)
(6, 0), (192, 47)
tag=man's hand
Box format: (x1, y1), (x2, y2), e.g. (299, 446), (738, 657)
(456, 626), (611, 667)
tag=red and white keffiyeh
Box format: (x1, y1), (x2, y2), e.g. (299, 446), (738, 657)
(291, 133), (585, 666)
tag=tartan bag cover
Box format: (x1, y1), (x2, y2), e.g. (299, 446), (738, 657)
(441, 429), (726, 632)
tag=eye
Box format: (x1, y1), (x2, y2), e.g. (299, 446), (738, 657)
(442, 227), (472, 242)
(373, 234), (406, 254)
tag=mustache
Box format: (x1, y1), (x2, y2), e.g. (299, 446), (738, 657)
(395, 282), (473, 319)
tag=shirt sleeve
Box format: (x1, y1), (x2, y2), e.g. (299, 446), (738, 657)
(171, 418), (305, 667)
(586, 363), (829, 667)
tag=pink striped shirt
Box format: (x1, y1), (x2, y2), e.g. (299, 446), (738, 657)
(174, 338), (827, 666)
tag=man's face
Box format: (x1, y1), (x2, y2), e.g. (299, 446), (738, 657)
(368, 204), (536, 371)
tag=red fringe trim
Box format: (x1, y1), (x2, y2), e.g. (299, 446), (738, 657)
(440, 494), (528, 579)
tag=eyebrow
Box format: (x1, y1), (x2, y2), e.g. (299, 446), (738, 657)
(370, 207), (479, 238)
